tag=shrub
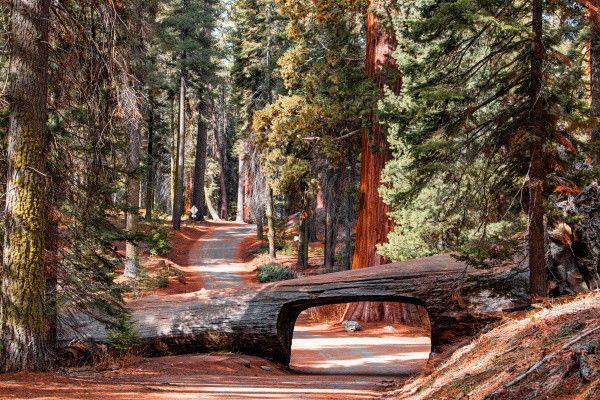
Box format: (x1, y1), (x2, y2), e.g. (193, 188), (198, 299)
(145, 221), (172, 257)
(256, 263), (297, 283)
(108, 315), (140, 353)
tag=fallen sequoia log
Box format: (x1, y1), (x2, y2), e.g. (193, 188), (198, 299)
(60, 254), (520, 364)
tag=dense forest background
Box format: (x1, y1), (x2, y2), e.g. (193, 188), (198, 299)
(1, 0), (600, 373)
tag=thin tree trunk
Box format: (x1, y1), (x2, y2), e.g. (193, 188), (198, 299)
(528, 0), (548, 298)
(236, 150), (245, 222)
(173, 73), (187, 230)
(192, 97), (207, 221)
(213, 91), (229, 220)
(170, 92), (177, 215)
(324, 181), (336, 270)
(298, 196), (310, 267)
(266, 187), (276, 258)
(124, 118), (141, 278)
(145, 96), (155, 220)
(0, 0), (52, 372)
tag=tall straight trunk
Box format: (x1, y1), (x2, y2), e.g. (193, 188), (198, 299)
(145, 97), (155, 220)
(324, 181), (336, 270)
(192, 97), (207, 221)
(590, 1), (600, 162)
(0, 0), (51, 372)
(308, 198), (318, 242)
(266, 187), (276, 258)
(213, 93), (229, 220)
(169, 92), (177, 215)
(297, 195), (310, 267)
(345, 0), (411, 323)
(124, 116), (141, 278)
(173, 74), (187, 230)
(352, 0), (401, 270)
(236, 151), (245, 222)
(528, 0), (548, 298)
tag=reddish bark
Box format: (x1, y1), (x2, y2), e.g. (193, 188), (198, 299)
(347, 1), (412, 324)
(352, 1), (401, 271)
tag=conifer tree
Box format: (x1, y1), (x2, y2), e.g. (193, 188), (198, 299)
(0, 0), (51, 372)
(380, 0), (589, 297)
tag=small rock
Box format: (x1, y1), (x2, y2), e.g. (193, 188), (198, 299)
(343, 320), (361, 332)
(260, 366), (272, 371)
(383, 326), (395, 332)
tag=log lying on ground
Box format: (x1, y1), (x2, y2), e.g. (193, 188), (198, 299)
(59, 254), (516, 364)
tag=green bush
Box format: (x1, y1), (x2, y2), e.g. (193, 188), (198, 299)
(146, 221), (172, 257)
(256, 263), (297, 283)
(108, 315), (140, 353)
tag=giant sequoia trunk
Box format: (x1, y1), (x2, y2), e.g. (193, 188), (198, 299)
(192, 97), (207, 221)
(0, 0), (52, 372)
(528, 0), (548, 298)
(346, 0), (409, 323)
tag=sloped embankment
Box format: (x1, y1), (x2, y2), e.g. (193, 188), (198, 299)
(387, 293), (600, 400)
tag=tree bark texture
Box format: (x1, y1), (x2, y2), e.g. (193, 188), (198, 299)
(124, 114), (141, 278)
(173, 74), (187, 230)
(192, 98), (207, 221)
(591, 0), (600, 162)
(528, 0), (548, 298)
(347, 0), (410, 323)
(170, 92), (177, 215)
(0, 0), (52, 372)
(352, 0), (401, 271)
(236, 151), (246, 222)
(145, 96), (155, 220)
(266, 187), (276, 259)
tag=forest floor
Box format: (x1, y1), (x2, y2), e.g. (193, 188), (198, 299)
(0, 221), (425, 400)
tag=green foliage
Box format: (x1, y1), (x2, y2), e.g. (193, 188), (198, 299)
(380, 0), (591, 261)
(108, 315), (141, 353)
(256, 263), (297, 282)
(145, 221), (173, 257)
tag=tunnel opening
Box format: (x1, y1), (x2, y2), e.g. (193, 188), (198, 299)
(277, 298), (431, 376)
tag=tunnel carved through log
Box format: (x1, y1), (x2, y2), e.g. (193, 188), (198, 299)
(60, 254), (503, 364)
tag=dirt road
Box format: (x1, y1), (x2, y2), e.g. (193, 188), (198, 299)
(0, 222), (424, 400)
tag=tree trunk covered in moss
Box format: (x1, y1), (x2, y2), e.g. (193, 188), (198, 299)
(0, 0), (52, 372)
